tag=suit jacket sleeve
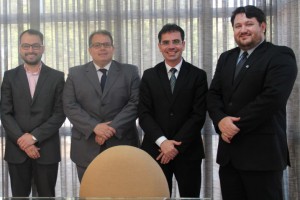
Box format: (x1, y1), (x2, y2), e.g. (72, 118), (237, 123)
(1, 72), (24, 143)
(63, 67), (100, 139)
(206, 53), (229, 133)
(138, 70), (166, 142)
(109, 65), (140, 139)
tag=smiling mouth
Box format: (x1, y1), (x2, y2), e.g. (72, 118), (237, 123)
(167, 51), (177, 55)
(25, 53), (37, 56)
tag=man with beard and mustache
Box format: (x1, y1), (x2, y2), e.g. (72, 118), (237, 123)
(1, 29), (65, 197)
(207, 5), (297, 200)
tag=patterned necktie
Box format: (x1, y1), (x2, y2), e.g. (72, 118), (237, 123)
(99, 69), (107, 91)
(170, 68), (177, 93)
(234, 51), (248, 79)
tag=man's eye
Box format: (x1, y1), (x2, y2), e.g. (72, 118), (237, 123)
(173, 40), (181, 45)
(161, 41), (169, 45)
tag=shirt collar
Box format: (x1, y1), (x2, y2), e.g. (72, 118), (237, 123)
(94, 61), (112, 71)
(165, 59), (183, 73)
(240, 39), (264, 56)
(24, 63), (42, 75)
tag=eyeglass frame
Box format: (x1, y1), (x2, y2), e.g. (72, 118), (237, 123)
(160, 39), (183, 46)
(90, 42), (113, 49)
(20, 43), (44, 50)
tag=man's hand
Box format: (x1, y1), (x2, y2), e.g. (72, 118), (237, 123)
(218, 116), (240, 142)
(156, 140), (182, 164)
(17, 133), (36, 151)
(221, 133), (232, 143)
(156, 152), (172, 164)
(93, 121), (116, 140)
(95, 135), (106, 145)
(24, 145), (40, 159)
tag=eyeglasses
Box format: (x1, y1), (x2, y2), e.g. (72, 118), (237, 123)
(21, 43), (43, 50)
(160, 39), (183, 46)
(90, 42), (112, 49)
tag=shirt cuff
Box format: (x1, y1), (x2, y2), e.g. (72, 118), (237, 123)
(155, 136), (167, 147)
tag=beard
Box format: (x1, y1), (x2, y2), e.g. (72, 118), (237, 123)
(22, 53), (42, 65)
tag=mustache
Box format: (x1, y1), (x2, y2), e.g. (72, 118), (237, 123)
(239, 33), (250, 36)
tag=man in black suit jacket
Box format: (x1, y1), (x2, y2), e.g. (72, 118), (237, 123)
(207, 6), (298, 200)
(138, 24), (207, 197)
(1, 29), (65, 197)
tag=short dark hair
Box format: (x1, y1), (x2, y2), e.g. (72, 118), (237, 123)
(89, 30), (114, 47)
(231, 5), (266, 26)
(19, 29), (44, 44)
(158, 23), (185, 43)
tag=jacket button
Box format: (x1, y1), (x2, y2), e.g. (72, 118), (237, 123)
(170, 112), (174, 116)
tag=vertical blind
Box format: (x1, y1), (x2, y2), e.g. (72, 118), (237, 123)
(0, 0), (299, 199)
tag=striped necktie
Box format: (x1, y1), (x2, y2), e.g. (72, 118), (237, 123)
(234, 51), (248, 79)
(170, 68), (177, 93)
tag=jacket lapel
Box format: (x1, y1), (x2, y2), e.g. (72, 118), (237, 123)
(17, 65), (32, 104)
(32, 64), (49, 104)
(172, 60), (189, 101)
(232, 41), (267, 90)
(157, 63), (173, 103)
(85, 62), (102, 96)
(102, 61), (121, 97)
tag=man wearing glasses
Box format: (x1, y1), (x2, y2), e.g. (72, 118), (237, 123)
(138, 24), (208, 197)
(63, 30), (140, 182)
(1, 29), (65, 197)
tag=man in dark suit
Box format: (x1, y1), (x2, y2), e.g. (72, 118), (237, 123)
(138, 23), (207, 197)
(63, 30), (140, 182)
(207, 5), (298, 200)
(1, 29), (65, 197)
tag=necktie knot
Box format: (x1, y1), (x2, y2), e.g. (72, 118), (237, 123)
(170, 68), (177, 74)
(239, 51), (248, 62)
(99, 68), (107, 75)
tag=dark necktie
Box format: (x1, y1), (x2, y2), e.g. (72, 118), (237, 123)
(99, 69), (107, 91)
(234, 51), (248, 79)
(170, 68), (177, 93)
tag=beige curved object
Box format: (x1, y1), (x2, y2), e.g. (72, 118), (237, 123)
(80, 145), (170, 198)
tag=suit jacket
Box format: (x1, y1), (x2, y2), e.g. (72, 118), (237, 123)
(1, 63), (65, 164)
(63, 60), (140, 167)
(138, 59), (207, 161)
(207, 41), (298, 170)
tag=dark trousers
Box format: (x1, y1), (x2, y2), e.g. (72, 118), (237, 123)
(219, 163), (283, 200)
(159, 159), (202, 197)
(76, 165), (87, 183)
(76, 144), (108, 182)
(8, 159), (58, 197)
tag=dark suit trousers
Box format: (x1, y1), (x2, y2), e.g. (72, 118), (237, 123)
(219, 162), (283, 200)
(8, 159), (58, 197)
(160, 158), (202, 197)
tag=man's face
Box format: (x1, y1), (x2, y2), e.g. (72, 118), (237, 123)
(89, 34), (114, 67)
(233, 13), (266, 51)
(19, 32), (44, 66)
(158, 31), (185, 67)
